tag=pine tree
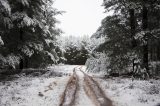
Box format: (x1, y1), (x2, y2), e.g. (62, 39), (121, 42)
(92, 0), (160, 76)
(0, 0), (62, 69)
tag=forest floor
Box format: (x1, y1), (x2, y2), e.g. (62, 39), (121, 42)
(0, 65), (160, 106)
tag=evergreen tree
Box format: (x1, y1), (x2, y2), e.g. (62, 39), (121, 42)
(0, 0), (62, 69)
(92, 0), (160, 76)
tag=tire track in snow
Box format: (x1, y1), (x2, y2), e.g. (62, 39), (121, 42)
(80, 67), (113, 106)
(74, 70), (95, 106)
(59, 68), (78, 106)
(59, 66), (113, 106)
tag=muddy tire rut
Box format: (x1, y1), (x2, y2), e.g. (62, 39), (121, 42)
(59, 69), (78, 106)
(83, 74), (113, 106)
(59, 66), (113, 106)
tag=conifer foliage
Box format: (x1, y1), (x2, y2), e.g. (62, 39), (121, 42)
(56, 36), (90, 65)
(0, 0), (62, 69)
(89, 0), (160, 77)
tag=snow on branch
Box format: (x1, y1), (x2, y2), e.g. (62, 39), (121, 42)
(17, 0), (30, 7)
(0, 36), (4, 46)
(0, 0), (11, 15)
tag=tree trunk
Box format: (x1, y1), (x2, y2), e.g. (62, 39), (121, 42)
(19, 58), (24, 69)
(19, 29), (24, 69)
(25, 57), (29, 68)
(157, 41), (160, 60)
(19, 4), (24, 69)
(129, 9), (136, 48)
(129, 9), (136, 72)
(142, 5), (150, 75)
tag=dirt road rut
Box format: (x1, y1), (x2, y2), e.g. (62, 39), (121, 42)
(59, 66), (112, 106)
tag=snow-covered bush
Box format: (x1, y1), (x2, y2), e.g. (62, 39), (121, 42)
(86, 52), (109, 73)
(0, 54), (20, 69)
(85, 37), (108, 73)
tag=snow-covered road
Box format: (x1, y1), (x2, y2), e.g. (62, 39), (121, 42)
(74, 70), (95, 106)
(0, 65), (160, 106)
(60, 66), (113, 106)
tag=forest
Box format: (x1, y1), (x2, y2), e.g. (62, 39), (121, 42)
(1, 0), (160, 79)
(88, 0), (160, 79)
(0, 0), (160, 106)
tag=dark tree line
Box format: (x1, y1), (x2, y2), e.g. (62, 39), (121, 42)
(56, 36), (90, 65)
(64, 46), (89, 65)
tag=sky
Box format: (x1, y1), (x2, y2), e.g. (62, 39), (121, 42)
(54, 0), (106, 37)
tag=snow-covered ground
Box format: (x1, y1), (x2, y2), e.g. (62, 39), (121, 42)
(0, 65), (160, 106)
(48, 64), (79, 74)
(0, 65), (77, 106)
(96, 77), (160, 106)
(0, 76), (70, 106)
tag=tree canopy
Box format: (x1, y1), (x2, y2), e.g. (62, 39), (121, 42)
(0, 0), (62, 69)
(88, 0), (160, 77)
